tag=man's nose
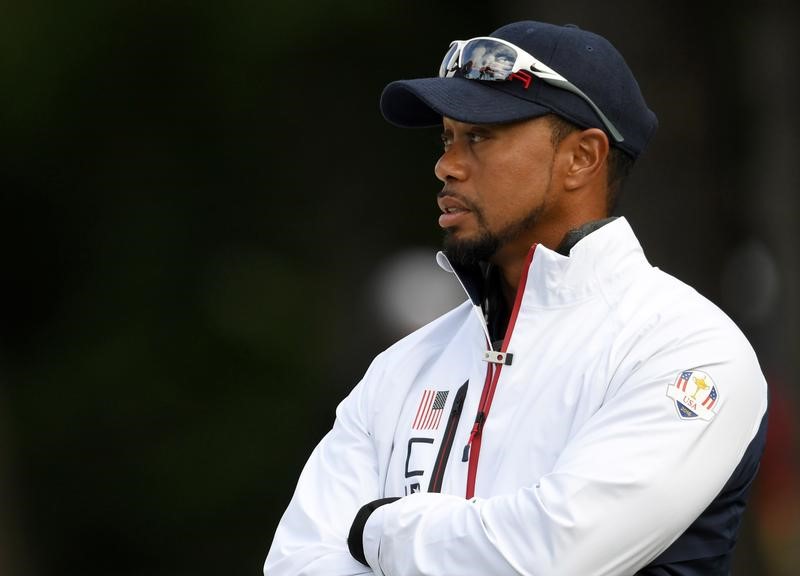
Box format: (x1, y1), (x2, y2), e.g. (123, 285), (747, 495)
(434, 144), (469, 183)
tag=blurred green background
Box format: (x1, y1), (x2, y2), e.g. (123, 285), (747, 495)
(1, 1), (798, 574)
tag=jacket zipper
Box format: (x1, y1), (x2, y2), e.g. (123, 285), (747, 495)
(427, 381), (468, 493)
(464, 244), (537, 499)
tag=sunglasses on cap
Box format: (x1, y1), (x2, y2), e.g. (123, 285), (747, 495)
(439, 37), (624, 143)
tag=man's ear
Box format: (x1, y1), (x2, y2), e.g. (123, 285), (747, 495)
(562, 128), (609, 191)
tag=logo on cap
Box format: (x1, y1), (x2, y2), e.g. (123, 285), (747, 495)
(508, 70), (532, 89)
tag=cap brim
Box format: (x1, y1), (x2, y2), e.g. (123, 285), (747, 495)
(380, 77), (551, 128)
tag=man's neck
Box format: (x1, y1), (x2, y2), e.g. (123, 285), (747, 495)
(494, 217), (617, 307)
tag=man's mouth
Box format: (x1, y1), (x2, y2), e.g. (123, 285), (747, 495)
(437, 193), (473, 228)
(439, 207), (471, 228)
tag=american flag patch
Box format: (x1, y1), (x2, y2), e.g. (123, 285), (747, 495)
(412, 390), (449, 430)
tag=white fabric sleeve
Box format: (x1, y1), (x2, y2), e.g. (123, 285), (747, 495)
(263, 356), (387, 576)
(361, 325), (768, 576)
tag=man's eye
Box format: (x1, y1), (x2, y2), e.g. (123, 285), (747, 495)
(467, 132), (487, 143)
(440, 134), (452, 149)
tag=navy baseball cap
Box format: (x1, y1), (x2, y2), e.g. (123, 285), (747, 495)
(380, 21), (658, 159)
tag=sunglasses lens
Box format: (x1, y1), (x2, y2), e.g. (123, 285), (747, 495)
(439, 43), (460, 77)
(459, 39), (517, 80)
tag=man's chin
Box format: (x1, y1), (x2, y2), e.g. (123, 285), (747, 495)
(442, 230), (498, 267)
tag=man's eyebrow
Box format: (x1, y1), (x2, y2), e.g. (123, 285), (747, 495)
(441, 124), (497, 134)
(469, 124), (496, 134)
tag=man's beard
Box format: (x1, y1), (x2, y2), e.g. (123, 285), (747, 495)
(442, 202), (545, 267)
(442, 229), (498, 267)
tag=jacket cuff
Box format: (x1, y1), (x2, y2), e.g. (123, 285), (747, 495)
(347, 497), (400, 566)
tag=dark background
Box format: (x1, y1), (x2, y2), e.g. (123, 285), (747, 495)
(1, 1), (798, 574)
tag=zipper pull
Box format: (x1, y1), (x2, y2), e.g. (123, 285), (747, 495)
(462, 412), (485, 462)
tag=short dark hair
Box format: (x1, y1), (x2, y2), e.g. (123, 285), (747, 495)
(547, 115), (634, 214)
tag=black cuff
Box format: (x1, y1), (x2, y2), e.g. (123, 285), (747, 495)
(347, 497), (400, 566)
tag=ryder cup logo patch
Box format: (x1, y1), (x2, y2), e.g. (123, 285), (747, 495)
(666, 370), (719, 421)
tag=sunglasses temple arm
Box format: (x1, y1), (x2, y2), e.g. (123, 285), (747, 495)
(543, 77), (625, 143)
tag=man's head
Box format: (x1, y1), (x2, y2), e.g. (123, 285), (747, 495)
(433, 114), (612, 267)
(379, 21), (656, 264)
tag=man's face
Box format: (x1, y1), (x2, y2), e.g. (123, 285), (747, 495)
(435, 116), (561, 266)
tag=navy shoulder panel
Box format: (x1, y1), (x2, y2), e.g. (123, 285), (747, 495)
(637, 410), (768, 575)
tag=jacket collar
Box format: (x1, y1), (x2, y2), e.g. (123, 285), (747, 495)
(437, 217), (650, 309)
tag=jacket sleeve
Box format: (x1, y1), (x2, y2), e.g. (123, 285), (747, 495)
(264, 355), (388, 576)
(359, 321), (768, 576)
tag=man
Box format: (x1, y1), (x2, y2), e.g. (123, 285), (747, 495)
(264, 21), (768, 575)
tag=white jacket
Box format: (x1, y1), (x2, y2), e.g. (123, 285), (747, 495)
(264, 218), (768, 576)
